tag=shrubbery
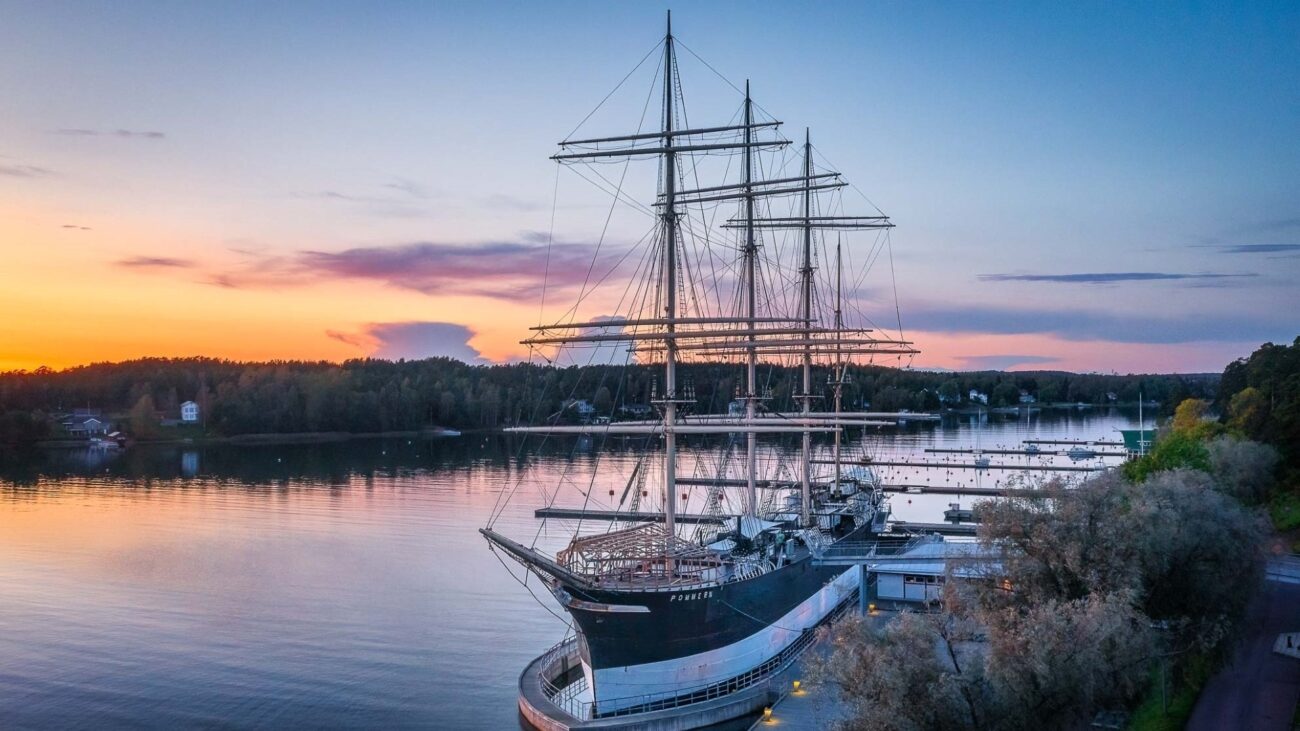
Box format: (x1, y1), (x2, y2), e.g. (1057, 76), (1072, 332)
(813, 418), (1274, 730)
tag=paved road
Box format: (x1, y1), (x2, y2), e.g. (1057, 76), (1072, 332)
(1187, 564), (1300, 731)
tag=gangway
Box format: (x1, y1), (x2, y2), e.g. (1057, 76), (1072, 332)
(812, 535), (998, 613)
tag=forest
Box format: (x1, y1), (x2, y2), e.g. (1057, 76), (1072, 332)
(0, 355), (1219, 442)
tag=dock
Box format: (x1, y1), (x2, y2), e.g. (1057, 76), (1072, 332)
(924, 447), (1128, 457)
(881, 484), (1029, 497)
(534, 508), (726, 524)
(673, 479), (1030, 498)
(1024, 439), (1124, 447)
(888, 521), (977, 536)
(813, 459), (1106, 472)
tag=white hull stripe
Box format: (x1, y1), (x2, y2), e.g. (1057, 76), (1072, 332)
(586, 566), (860, 714)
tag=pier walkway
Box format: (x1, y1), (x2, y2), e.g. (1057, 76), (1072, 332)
(747, 652), (847, 730)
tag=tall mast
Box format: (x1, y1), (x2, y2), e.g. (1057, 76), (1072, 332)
(799, 128), (813, 526)
(743, 80), (758, 517)
(661, 11), (679, 546)
(832, 239), (843, 490)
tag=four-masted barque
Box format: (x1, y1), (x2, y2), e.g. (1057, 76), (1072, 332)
(482, 12), (918, 719)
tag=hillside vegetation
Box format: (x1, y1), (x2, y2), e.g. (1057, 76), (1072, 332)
(0, 357), (1213, 442)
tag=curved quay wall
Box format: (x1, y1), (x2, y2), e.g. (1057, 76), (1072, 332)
(518, 639), (775, 731)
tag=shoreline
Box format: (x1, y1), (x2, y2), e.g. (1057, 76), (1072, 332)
(25, 403), (1162, 449)
(34, 428), (465, 449)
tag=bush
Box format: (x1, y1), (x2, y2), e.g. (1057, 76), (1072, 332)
(812, 594), (1153, 731)
(1205, 435), (1278, 504)
(1126, 470), (1265, 655)
(977, 470), (1263, 655)
(1269, 490), (1300, 532)
(820, 466), (1265, 731)
(1123, 432), (1211, 483)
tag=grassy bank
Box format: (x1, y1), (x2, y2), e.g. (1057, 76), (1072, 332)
(1128, 657), (1211, 731)
(1269, 489), (1300, 532)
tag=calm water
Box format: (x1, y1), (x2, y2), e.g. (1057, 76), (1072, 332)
(0, 408), (1141, 729)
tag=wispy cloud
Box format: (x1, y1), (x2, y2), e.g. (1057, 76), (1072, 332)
(0, 163), (55, 178)
(953, 354), (1059, 371)
(295, 190), (383, 203)
(205, 239), (600, 301)
(327, 321), (485, 362)
(116, 256), (196, 269)
(978, 271), (1257, 284)
(62, 224), (92, 231)
(296, 241), (604, 300)
(126, 237), (615, 302)
(292, 184), (430, 219)
(1212, 244), (1300, 255)
(481, 193), (544, 212)
(905, 303), (1292, 344)
(53, 128), (165, 139)
(382, 178), (430, 199)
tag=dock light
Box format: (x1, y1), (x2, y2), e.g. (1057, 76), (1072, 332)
(868, 603), (877, 613)
(763, 707), (773, 723)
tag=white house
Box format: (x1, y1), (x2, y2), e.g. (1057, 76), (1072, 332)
(1018, 390), (1036, 404)
(564, 399), (596, 423)
(869, 537), (1000, 609)
(64, 417), (108, 436)
(180, 401), (200, 423)
(968, 389), (989, 405)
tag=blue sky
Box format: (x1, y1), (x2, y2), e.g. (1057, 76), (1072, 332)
(1, 1), (1296, 372)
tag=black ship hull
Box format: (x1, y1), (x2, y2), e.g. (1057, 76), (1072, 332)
(555, 526), (870, 715)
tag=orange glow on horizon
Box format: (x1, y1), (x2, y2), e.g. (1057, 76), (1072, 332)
(0, 205), (1250, 375)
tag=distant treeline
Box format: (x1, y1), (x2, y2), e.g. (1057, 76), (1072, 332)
(0, 356), (1220, 442)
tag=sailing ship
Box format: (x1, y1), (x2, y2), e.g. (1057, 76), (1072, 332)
(482, 13), (918, 718)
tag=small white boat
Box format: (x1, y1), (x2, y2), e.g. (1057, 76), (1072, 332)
(1066, 446), (1097, 460)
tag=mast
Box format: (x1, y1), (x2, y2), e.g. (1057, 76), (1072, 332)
(661, 10), (679, 548)
(743, 80), (758, 517)
(832, 239), (844, 491)
(799, 129), (813, 526)
(1139, 391), (1145, 456)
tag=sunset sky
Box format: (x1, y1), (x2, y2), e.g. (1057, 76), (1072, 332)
(2, 1), (1297, 374)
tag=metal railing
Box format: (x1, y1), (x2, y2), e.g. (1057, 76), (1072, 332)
(814, 534), (932, 562)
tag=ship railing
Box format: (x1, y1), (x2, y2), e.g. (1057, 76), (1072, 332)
(540, 590), (860, 720)
(722, 558), (772, 584)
